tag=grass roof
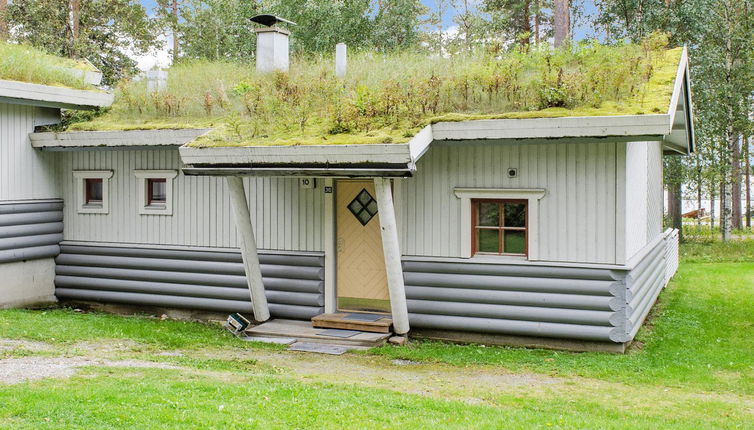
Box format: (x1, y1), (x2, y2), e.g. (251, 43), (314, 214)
(0, 42), (97, 90)
(67, 34), (683, 147)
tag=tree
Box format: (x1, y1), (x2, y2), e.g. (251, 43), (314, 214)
(483, 0), (533, 45)
(0, 0), (7, 40)
(264, 0), (373, 53)
(6, 0), (160, 84)
(553, 0), (570, 47)
(372, 0), (427, 51)
(171, 0), (259, 61)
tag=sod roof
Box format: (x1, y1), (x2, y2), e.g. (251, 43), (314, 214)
(66, 35), (685, 148)
(0, 42), (98, 91)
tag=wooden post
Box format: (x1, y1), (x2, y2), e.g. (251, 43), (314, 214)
(373, 177), (409, 335)
(226, 176), (270, 322)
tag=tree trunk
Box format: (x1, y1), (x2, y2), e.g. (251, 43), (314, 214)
(746, 135), (751, 229)
(697, 168), (702, 228)
(731, 135), (742, 229)
(534, 0), (541, 44)
(0, 0), (8, 40)
(668, 183), (683, 241)
(554, 0), (570, 47)
(172, 0), (179, 63)
(69, 0), (81, 57)
(710, 185), (716, 230)
(722, 177), (732, 242)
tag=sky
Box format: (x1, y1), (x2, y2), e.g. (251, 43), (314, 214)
(136, 0), (599, 71)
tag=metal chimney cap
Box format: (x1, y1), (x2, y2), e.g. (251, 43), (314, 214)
(250, 14), (297, 27)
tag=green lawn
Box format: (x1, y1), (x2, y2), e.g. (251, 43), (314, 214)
(0, 241), (752, 428)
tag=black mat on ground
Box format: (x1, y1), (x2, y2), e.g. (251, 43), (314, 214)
(343, 313), (385, 322)
(316, 329), (361, 338)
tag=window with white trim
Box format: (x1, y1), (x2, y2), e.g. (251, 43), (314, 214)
(73, 170), (113, 214)
(134, 170), (178, 215)
(472, 199), (527, 256)
(454, 188), (545, 260)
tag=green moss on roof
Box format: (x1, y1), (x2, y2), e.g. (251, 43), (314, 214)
(67, 35), (683, 147)
(0, 42), (97, 90)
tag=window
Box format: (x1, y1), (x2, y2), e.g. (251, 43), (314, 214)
(84, 178), (103, 206)
(454, 188), (545, 260)
(473, 200), (527, 256)
(73, 170), (113, 214)
(134, 170), (177, 215)
(147, 178), (167, 207)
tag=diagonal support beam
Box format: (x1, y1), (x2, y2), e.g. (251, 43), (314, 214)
(226, 176), (270, 322)
(373, 177), (409, 334)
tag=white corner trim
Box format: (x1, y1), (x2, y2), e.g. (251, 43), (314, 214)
(73, 170), (114, 214)
(134, 170), (178, 216)
(454, 188), (546, 260)
(323, 178), (336, 313)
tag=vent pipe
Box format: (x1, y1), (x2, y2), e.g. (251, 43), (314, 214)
(335, 43), (347, 78)
(251, 14), (296, 73)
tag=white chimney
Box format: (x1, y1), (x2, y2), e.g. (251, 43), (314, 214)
(335, 43), (347, 78)
(255, 27), (290, 73)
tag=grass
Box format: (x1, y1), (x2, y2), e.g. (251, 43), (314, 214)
(67, 34), (683, 149)
(1, 245), (752, 427)
(0, 42), (94, 90)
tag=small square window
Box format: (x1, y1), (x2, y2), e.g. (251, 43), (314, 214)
(147, 178), (167, 206)
(84, 178), (103, 206)
(74, 171), (113, 214)
(472, 199), (527, 256)
(134, 170), (177, 216)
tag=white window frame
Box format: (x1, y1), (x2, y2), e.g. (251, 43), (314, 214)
(454, 188), (546, 260)
(73, 170), (113, 214)
(134, 170), (178, 216)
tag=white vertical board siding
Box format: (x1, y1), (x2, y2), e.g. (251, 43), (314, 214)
(58, 149), (324, 251)
(646, 141), (664, 241)
(0, 103), (59, 200)
(624, 141), (664, 261)
(625, 142), (649, 258)
(396, 140), (622, 264)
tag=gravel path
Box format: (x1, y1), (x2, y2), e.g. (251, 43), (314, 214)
(0, 357), (179, 385)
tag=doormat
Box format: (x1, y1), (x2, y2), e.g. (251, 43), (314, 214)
(289, 342), (350, 355)
(343, 313), (385, 322)
(316, 329), (361, 338)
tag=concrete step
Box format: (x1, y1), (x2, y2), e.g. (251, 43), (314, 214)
(311, 312), (393, 334)
(245, 319), (390, 347)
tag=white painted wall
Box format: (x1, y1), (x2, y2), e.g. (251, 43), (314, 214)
(0, 258), (57, 309)
(625, 142), (649, 258)
(625, 141), (664, 261)
(0, 103), (60, 200)
(57, 149), (325, 251)
(394, 140), (626, 265)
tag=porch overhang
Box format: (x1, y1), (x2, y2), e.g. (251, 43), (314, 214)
(179, 125), (433, 178)
(30, 129), (212, 151)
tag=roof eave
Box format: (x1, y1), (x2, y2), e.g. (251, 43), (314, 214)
(0, 79), (113, 110)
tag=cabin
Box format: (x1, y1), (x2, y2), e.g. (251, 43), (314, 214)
(0, 22), (692, 353)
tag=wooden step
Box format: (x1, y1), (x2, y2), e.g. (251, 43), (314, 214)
(245, 319), (390, 347)
(311, 312), (393, 334)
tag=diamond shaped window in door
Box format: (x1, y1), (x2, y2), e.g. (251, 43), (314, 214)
(348, 189), (378, 226)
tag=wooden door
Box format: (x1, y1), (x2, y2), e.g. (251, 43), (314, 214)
(335, 180), (390, 313)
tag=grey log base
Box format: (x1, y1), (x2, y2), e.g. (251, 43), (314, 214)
(55, 243), (325, 320)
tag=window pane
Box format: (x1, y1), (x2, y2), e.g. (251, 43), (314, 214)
(477, 229), (499, 253)
(85, 178), (103, 204)
(478, 202), (499, 226)
(504, 203), (526, 227)
(148, 179), (167, 204)
(504, 230), (526, 254)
